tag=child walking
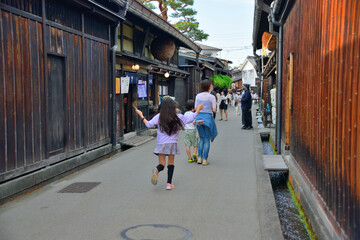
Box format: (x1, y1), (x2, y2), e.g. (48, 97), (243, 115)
(184, 100), (198, 163)
(134, 97), (203, 190)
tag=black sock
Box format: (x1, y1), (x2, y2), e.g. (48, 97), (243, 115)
(167, 165), (175, 184)
(156, 164), (164, 172)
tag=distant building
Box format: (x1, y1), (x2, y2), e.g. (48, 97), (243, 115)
(240, 56), (258, 88)
(196, 43), (222, 58)
(179, 44), (232, 80)
(230, 69), (242, 89)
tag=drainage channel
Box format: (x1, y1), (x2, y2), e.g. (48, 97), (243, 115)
(261, 137), (313, 240)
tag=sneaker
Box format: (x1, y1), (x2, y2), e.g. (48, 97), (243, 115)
(241, 126), (247, 130)
(166, 183), (175, 190)
(192, 153), (198, 162)
(202, 160), (209, 166)
(197, 157), (202, 164)
(188, 158), (193, 163)
(151, 168), (159, 185)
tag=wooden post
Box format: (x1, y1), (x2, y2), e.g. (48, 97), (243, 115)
(41, 0), (49, 159)
(289, 52), (294, 110)
(285, 52), (293, 148)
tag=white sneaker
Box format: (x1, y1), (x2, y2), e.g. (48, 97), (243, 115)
(202, 160), (209, 166)
(197, 157), (202, 164)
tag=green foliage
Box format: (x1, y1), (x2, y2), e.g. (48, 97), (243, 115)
(174, 20), (209, 42)
(140, 0), (208, 41)
(144, 2), (156, 9)
(210, 74), (232, 89)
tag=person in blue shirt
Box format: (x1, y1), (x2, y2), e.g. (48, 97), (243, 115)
(241, 84), (253, 129)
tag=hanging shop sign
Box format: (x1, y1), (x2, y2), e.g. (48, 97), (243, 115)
(125, 72), (139, 84)
(138, 83), (147, 98)
(121, 76), (130, 94)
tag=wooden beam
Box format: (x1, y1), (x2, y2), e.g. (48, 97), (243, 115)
(141, 26), (149, 58)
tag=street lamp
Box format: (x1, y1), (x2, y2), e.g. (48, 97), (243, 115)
(164, 72), (170, 78)
(132, 64), (140, 70)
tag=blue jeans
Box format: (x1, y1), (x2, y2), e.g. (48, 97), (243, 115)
(198, 125), (211, 160)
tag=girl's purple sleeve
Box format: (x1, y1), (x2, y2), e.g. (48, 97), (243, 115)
(179, 112), (198, 125)
(145, 113), (159, 128)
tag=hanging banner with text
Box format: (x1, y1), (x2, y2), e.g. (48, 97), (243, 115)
(121, 77), (130, 94)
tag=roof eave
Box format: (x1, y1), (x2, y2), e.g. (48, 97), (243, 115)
(125, 0), (201, 53)
(252, 0), (271, 53)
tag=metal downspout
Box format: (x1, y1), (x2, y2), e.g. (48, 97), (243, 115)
(111, 22), (120, 146)
(260, 55), (264, 111)
(270, 4), (283, 154)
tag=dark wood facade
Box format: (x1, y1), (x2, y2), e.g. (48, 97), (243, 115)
(114, 4), (198, 139)
(281, 0), (360, 238)
(0, 0), (121, 182)
(179, 65), (201, 103)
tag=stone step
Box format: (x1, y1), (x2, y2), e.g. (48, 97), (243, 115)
(120, 135), (154, 147)
(262, 155), (289, 172)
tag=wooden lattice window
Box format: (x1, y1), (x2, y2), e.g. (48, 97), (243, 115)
(1, 0), (42, 16)
(84, 13), (109, 40)
(46, 0), (82, 31)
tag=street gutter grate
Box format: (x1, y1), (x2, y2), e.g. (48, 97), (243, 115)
(58, 182), (101, 193)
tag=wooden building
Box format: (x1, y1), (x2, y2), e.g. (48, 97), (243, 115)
(179, 45), (232, 96)
(230, 69), (242, 89)
(254, 0), (360, 239)
(179, 48), (232, 77)
(0, 0), (126, 185)
(0, 0), (203, 199)
(114, 0), (201, 138)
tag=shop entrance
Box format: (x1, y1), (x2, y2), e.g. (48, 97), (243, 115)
(122, 72), (149, 134)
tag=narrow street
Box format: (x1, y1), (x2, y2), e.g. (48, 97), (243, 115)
(1, 0), (358, 238)
(0, 108), (282, 240)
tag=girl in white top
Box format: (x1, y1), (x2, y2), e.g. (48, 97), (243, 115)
(219, 90), (231, 121)
(184, 100), (198, 163)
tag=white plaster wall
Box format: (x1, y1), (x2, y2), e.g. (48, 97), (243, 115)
(241, 60), (258, 87)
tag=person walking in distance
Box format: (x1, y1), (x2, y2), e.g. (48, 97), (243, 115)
(216, 91), (221, 111)
(134, 98), (203, 190)
(210, 89), (218, 119)
(241, 84), (253, 129)
(184, 100), (199, 163)
(234, 91), (241, 116)
(219, 89), (231, 121)
(195, 79), (218, 166)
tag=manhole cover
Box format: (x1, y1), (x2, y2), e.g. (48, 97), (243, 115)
(121, 224), (192, 240)
(58, 182), (101, 193)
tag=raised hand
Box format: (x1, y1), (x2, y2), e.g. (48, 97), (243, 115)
(196, 104), (204, 113)
(134, 108), (144, 118)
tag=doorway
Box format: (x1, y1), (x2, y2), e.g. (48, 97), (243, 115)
(47, 55), (66, 155)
